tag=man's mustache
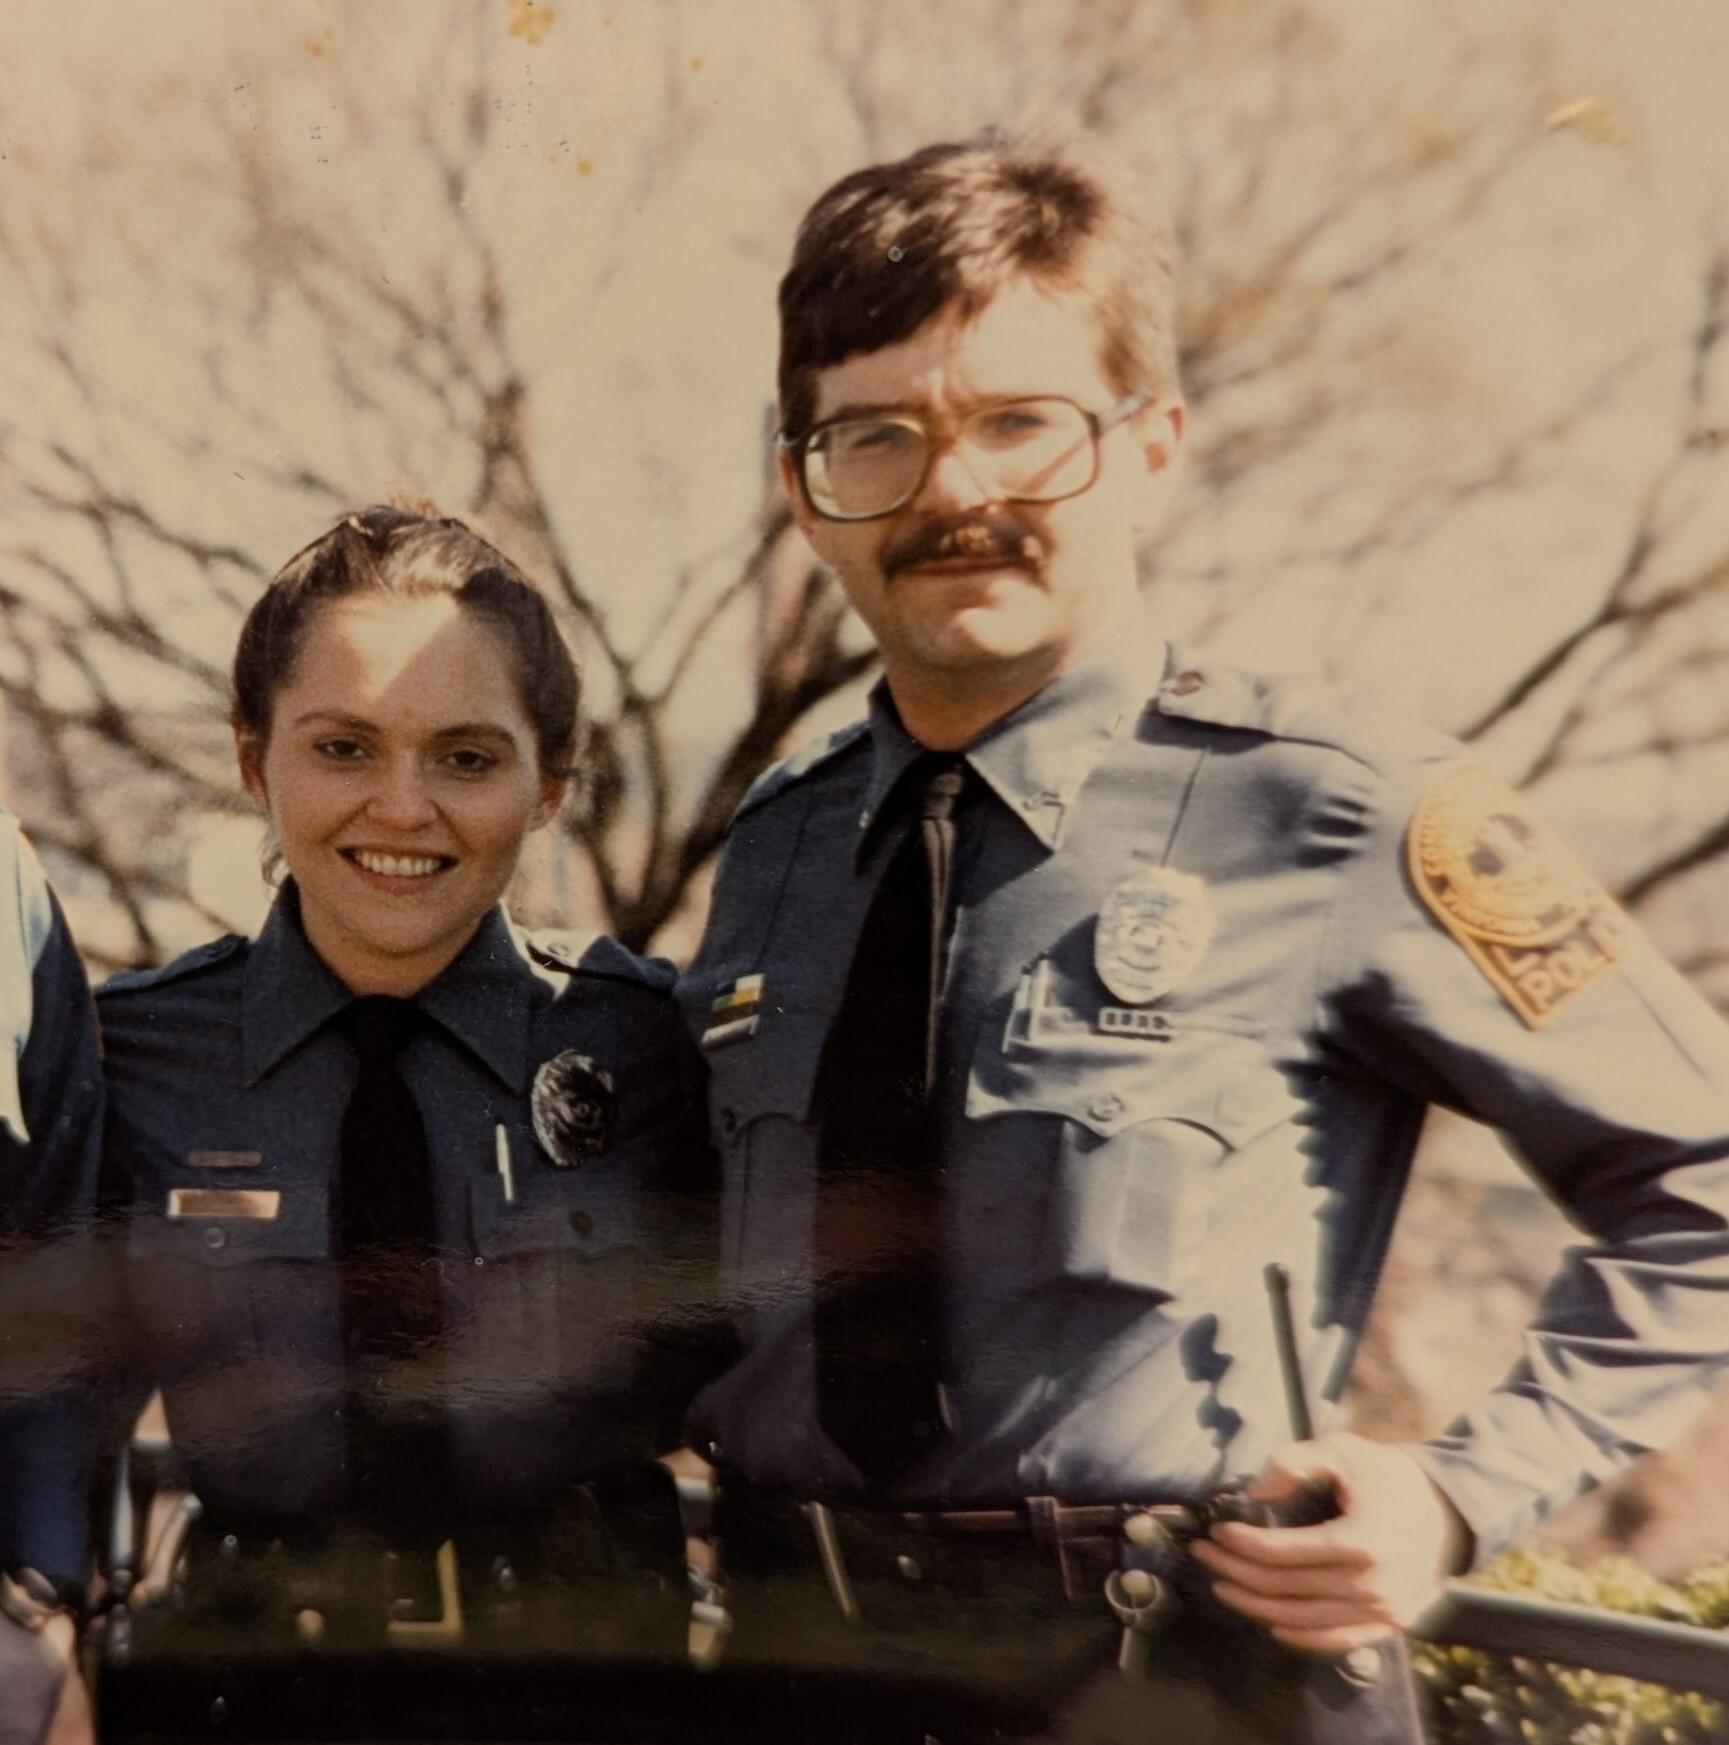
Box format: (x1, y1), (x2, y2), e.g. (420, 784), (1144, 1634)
(883, 512), (1047, 577)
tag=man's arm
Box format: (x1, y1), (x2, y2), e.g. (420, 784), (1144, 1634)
(0, 822), (103, 1744)
(1206, 754), (1729, 1645)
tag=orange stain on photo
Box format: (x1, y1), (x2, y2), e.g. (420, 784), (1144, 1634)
(1543, 97), (1629, 147)
(507, 0), (556, 46)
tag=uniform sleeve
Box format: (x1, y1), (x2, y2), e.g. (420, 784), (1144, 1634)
(1315, 753), (1729, 1563)
(635, 1011), (734, 1455)
(0, 829), (105, 1591)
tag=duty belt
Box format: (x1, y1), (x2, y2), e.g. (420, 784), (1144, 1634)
(717, 1481), (1332, 1627)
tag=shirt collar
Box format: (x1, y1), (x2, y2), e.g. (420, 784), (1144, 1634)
(857, 605), (1167, 860)
(242, 886), (530, 1091)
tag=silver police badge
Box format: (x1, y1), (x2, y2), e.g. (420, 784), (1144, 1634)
(1093, 868), (1215, 1006)
(530, 1051), (617, 1168)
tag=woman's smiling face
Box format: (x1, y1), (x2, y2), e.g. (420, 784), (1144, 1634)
(237, 591), (563, 996)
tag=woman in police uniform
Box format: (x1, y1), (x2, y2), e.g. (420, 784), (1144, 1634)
(94, 508), (713, 1729)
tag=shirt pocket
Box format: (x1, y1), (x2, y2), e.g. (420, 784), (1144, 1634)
(124, 1173), (343, 1480)
(966, 964), (1297, 1299)
(701, 1000), (830, 1285)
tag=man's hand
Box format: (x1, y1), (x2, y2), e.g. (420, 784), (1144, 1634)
(1191, 1432), (1474, 1656)
(0, 1613), (93, 1745)
(40, 1615), (94, 1745)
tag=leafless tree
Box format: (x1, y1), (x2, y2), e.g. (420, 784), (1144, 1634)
(1, 0), (1724, 979)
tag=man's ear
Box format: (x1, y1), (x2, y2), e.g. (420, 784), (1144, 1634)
(779, 448), (820, 541)
(235, 728), (268, 808)
(1136, 400), (1186, 476)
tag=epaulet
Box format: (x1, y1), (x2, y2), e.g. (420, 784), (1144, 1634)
(521, 929), (677, 995)
(97, 934), (247, 999)
(1152, 647), (1456, 775)
(734, 721), (870, 821)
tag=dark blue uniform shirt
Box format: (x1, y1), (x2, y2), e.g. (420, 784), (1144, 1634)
(0, 810), (104, 1589)
(98, 886), (716, 1530)
(679, 609), (1729, 1561)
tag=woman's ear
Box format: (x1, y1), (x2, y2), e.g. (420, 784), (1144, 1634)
(235, 727), (269, 808)
(530, 773), (568, 832)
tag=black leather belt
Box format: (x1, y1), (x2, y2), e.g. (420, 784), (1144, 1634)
(716, 1489), (1219, 1618)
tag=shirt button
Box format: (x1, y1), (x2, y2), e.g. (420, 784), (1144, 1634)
(896, 1555), (923, 1582)
(1089, 1093), (1125, 1123)
(569, 1209), (594, 1236)
(202, 1226), (227, 1252)
(719, 1108), (739, 1140)
(1169, 670), (1205, 697)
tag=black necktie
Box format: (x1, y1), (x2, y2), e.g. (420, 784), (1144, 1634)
(336, 996), (446, 1531)
(813, 756), (967, 1483)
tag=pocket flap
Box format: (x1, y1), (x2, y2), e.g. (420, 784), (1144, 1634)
(968, 1027), (1297, 1146)
(703, 1003), (830, 1132)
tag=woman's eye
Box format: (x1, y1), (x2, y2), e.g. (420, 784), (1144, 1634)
(314, 738), (367, 763)
(445, 748), (498, 777)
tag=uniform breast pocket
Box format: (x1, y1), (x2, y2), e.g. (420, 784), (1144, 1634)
(703, 1005), (829, 1283)
(966, 975), (1298, 1300)
(465, 1157), (660, 1400)
(126, 1185), (339, 1411)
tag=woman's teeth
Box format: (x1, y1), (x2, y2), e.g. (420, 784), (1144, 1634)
(350, 851), (447, 879)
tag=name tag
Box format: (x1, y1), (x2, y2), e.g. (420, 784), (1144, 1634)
(1098, 1007), (1173, 1038)
(701, 1015), (760, 1051)
(185, 1150), (263, 1170)
(167, 1189), (281, 1221)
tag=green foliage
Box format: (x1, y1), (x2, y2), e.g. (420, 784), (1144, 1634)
(1416, 1548), (1729, 1743)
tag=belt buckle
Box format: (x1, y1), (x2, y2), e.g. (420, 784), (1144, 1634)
(383, 1540), (464, 1645)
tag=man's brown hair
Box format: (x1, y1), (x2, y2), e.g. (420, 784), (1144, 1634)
(777, 132), (1179, 437)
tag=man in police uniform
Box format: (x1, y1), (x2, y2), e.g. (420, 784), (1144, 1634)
(0, 812), (102, 1745)
(676, 134), (1729, 1743)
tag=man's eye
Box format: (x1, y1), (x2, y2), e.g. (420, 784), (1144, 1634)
(834, 422), (917, 458)
(974, 406), (1056, 443)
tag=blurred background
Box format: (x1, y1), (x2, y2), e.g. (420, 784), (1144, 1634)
(2, 0), (1726, 1523)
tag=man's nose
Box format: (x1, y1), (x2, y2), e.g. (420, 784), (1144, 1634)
(914, 439), (998, 512)
(364, 758), (439, 830)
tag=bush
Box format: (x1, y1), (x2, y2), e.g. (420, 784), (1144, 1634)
(1416, 1547), (1729, 1743)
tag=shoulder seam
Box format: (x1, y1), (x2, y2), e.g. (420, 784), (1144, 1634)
(97, 935), (246, 997)
(735, 721), (869, 818)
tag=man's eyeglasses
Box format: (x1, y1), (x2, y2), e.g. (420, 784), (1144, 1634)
(781, 390), (1154, 523)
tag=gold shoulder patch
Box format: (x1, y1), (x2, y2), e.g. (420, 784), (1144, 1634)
(1406, 764), (1630, 1028)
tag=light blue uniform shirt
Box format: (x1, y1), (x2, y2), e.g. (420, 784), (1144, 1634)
(679, 610), (1729, 1561)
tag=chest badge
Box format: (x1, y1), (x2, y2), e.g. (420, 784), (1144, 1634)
(1094, 868), (1215, 1006)
(531, 1051), (617, 1168)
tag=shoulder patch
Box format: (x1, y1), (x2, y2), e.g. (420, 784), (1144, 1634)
(1405, 763), (1631, 1028)
(734, 721), (869, 820)
(97, 934), (247, 1000)
(522, 929), (676, 994)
